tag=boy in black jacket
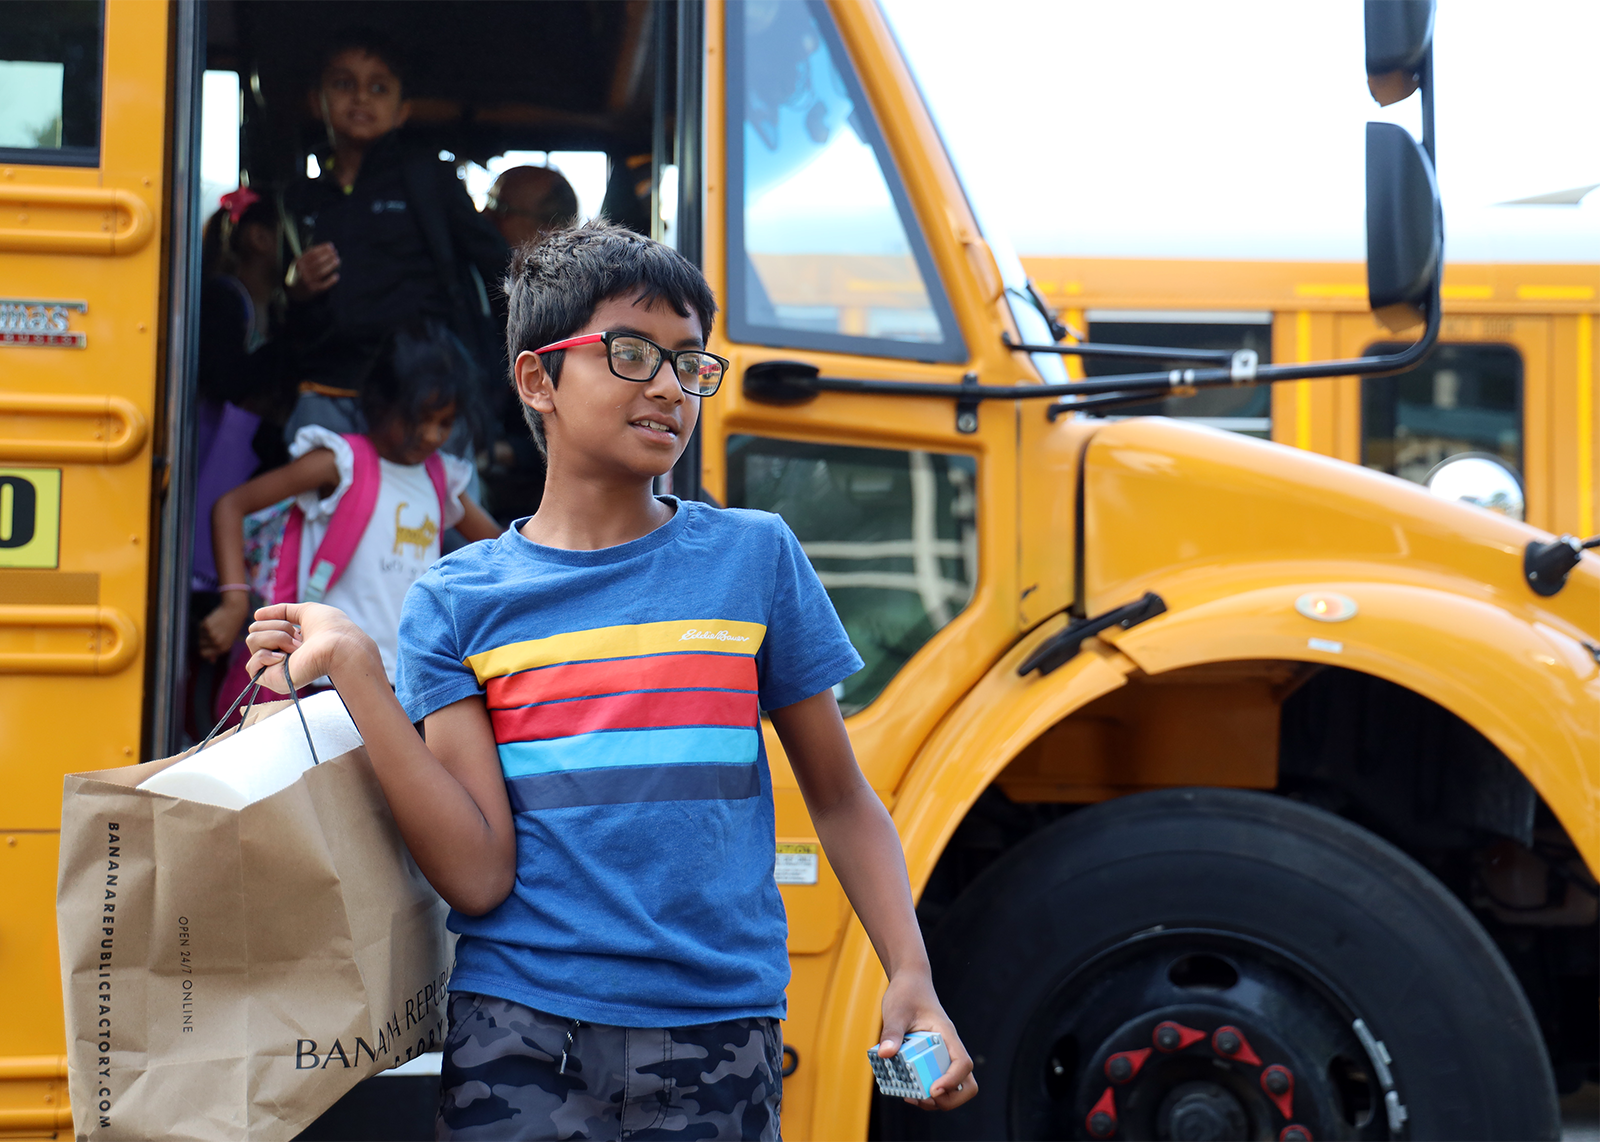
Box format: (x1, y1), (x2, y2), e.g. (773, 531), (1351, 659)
(281, 28), (508, 445)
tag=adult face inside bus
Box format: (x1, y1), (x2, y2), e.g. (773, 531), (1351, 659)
(483, 166), (579, 249)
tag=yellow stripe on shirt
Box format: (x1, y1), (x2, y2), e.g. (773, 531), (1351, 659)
(464, 619), (769, 685)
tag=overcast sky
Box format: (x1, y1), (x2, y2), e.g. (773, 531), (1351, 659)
(880, 0), (1600, 262)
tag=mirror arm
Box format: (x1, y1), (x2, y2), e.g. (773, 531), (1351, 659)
(747, 291), (1440, 417)
(1045, 290), (1442, 419)
(1002, 332), (1237, 364)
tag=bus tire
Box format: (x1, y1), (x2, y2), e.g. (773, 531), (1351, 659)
(889, 786), (1559, 1141)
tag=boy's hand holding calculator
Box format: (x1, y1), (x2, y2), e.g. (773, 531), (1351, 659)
(869, 1031), (954, 1100)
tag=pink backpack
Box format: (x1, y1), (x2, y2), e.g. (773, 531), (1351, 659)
(271, 433), (449, 605)
(213, 435), (448, 727)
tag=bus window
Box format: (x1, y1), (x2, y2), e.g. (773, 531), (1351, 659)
(1361, 343), (1524, 486)
(199, 70), (242, 220)
(1083, 311), (1274, 438)
(725, 0), (964, 362)
(726, 435), (977, 715)
(0, 0), (103, 166)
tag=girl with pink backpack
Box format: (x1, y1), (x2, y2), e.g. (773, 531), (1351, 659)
(200, 320), (501, 709)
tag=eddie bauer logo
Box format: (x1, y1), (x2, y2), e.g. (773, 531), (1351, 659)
(293, 968), (449, 1070)
(0, 299), (88, 348)
(679, 628), (751, 643)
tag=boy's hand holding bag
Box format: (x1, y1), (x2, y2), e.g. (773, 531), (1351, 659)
(57, 666), (450, 1141)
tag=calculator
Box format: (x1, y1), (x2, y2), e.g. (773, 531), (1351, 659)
(867, 1031), (952, 1100)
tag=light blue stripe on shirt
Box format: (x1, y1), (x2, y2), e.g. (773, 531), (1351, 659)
(497, 725), (759, 779)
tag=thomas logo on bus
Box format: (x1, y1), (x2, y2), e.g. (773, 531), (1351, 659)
(0, 299), (88, 348)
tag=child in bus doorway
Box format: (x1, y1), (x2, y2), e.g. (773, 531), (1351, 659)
(278, 27), (507, 464)
(200, 319), (502, 685)
(186, 188), (293, 737)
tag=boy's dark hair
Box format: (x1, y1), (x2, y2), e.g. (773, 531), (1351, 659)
(504, 219), (717, 456)
(319, 26), (408, 91)
(362, 318), (483, 441)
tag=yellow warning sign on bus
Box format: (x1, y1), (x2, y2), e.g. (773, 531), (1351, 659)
(0, 468), (62, 568)
(775, 841), (820, 886)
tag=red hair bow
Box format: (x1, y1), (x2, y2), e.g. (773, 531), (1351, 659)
(219, 186), (261, 223)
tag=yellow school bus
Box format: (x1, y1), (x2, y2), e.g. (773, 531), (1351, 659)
(1020, 256), (1599, 538)
(2, 1), (1595, 1139)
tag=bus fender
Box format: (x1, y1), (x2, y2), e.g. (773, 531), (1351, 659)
(809, 614), (1134, 1138)
(1102, 577), (1600, 866)
(810, 581), (1599, 1138)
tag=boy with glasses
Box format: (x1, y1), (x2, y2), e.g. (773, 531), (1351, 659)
(243, 221), (976, 1139)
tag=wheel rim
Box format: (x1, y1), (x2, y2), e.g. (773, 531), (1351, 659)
(1007, 928), (1394, 1141)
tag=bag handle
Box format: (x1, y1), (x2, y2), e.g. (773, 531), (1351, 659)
(197, 658), (322, 767)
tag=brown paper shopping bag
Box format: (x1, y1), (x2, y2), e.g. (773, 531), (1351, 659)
(57, 677), (450, 1141)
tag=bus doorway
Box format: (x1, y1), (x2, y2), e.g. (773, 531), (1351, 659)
(159, 0), (694, 755)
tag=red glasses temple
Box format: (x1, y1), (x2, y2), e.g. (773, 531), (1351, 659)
(534, 334), (605, 354)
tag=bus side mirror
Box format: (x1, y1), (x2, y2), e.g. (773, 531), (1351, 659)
(1365, 0), (1434, 106)
(1366, 122), (1440, 327)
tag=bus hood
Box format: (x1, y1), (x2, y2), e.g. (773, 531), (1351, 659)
(1078, 417), (1600, 648)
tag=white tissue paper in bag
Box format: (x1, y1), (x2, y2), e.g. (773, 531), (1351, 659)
(139, 691), (364, 809)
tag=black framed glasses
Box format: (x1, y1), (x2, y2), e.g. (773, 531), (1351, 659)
(534, 331), (729, 397)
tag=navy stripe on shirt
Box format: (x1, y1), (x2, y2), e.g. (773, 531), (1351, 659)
(505, 760), (762, 812)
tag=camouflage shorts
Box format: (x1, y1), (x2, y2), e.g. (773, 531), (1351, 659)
(435, 992), (783, 1140)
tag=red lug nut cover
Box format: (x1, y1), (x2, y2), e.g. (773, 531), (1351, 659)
(1085, 1086), (1118, 1138)
(1262, 1064), (1295, 1118)
(1211, 1025), (1263, 1066)
(1104, 1047), (1152, 1084)
(1152, 1020), (1207, 1052)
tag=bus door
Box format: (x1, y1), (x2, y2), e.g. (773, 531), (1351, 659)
(695, 1), (1022, 1133)
(1335, 312), (1550, 527)
(0, 2), (173, 1131)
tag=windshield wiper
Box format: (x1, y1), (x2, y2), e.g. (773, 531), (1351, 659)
(1012, 281), (1074, 342)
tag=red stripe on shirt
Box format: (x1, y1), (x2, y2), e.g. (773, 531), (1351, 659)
(490, 687), (760, 744)
(484, 652), (758, 710)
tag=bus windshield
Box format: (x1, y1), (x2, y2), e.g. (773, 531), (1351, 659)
(879, 5), (1068, 383)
